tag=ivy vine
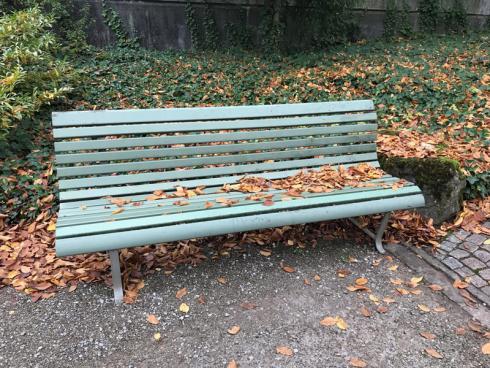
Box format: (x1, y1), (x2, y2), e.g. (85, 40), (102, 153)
(384, 0), (412, 38)
(101, 0), (138, 48)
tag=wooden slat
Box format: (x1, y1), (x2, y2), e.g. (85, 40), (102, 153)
(53, 112), (377, 138)
(52, 100), (375, 127)
(58, 161), (381, 203)
(56, 186), (420, 238)
(58, 152), (378, 189)
(56, 134), (376, 164)
(57, 144), (377, 177)
(57, 179), (411, 227)
(54, 125), (377, 152)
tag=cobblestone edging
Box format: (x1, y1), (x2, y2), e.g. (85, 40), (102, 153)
(434, 222), (490, 298)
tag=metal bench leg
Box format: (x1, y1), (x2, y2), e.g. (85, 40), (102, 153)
(348, 212), (391, 254)
(109, 250), (123, 305)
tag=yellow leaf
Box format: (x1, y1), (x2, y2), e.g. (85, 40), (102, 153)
(484, 239), (490, 245)
(388, 264), (398, 271)
(418, 304), (431, 313)
(336, 317), (348, 330)
(349, 357), (367, 367)
(47, 222), (56, 232)
(227, 325), (241, 335)
(482, 342), (490, 355)
(369, 294), (379, 303)
(153, 332), (161, 341)
(147, 314), (160, 325)
(112, 208), (124, 215)
(276, 346), (294, 357)
(179, 303), (189, 313)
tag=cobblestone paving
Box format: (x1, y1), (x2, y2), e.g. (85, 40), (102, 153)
(435, 221), (490, 298)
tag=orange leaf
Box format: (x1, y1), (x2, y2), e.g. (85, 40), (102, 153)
(481, 342), (490, 355)
(428, 284), (443, 291)
(360, 306), (372, 317)
(453, 279), (469, 289)
(227, 359), (238, 368)
(355, 277), (368, 286)
(349, 357), (367, 367)
(217, 276), (227, 285)
(112, 208), (124, 215)
(147, 314), (160, 325)
(276, 346), (294, 357)
(227, 325), (241, 335)
(175, 287), (188, 300)
(420, 331), (436, 340)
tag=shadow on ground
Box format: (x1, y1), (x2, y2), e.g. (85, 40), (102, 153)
(1, 240), (488, 368)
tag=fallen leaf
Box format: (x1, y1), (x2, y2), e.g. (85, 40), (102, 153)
(240, 302), (257, 310)
(259, 249), (272, 257)
(179, 303), (189, 313)
(420, 332), (436, 340)
(314, 274), (321, 281)
(198, 294), (206, 304)
(418, 304), (431, 313)
(360, 306), (372, 317)
(428, 284), (443, 291)
(147, 314), (160, 325)
(281, 263), (296, 273)
(217, 277), (227, 285)
(468, 320), (483, 333)
(276, 346), (294, 357)
(336, 317), (348, 330)
(227, 325), (241, 335)
(304, 278), (311, 286)
(320, 316), (337, 326)
(112, 208), (124, 215)
(263, 199), (274, 206)
(390, 278), (403, 285)
(455, 327), (466, 335)
(396, 288), (410, 295)
(153, 332), (161, 341)
(47, 222), (56, 232)
(409, 276), (423, 287)
(355, 277), (368, 286)
(204, 201), (214, 209)
(227, 359), (238, 368)
(337, 269), (351, 278)
(425, 348), (443, 359)
(433, 306), (446, 313)
(377, 305), (388, 314)
(176, 288), (188, 299)
(349, 357), (367, 367)
(388, 264), (399, 271)
(453, 279), (469, 289)
(369, 294), (379, 303)
(481, 342), (490, 355)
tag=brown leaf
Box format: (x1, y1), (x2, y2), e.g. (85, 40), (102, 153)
(420, 332), (436, 340)
(227, 325), (241, 335)
(418, 304), (431, 313)
(198, 294), (206, 304)
(147, 314), (160, 325)
(204, 201), (214, 209)
(425, 348), (443, 359)
(217, 277), (227, 285)
(360, 306), (372, 317)
(468, 320), (483, 333)
(337, 269), (351, 278)
(175, 287), (188, 300)
(227, 359), (238, 368)
(276, 346), (294, 357)
(240, 302), (257, 310)
(313, 274), (321, 281)
(320, 316), (337, 327)
(433, 306), (446, 313)
(376, 305), (388, 314)
(428, 284), (443, 291)
(263, 199), (274, 206)
(281, 262), (296, 273)
(304, 278), (311, 286)
(349, 357), (367, 367)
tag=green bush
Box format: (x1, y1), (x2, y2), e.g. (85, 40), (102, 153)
(0, 7), (73, 140)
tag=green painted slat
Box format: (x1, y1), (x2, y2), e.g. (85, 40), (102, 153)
(56, 186), (421, 238)
(59, 161), (381, 203)
(57, 144), (377, 177)
(56, 194), (425, 257)
(58, 152), (379, 189)
(52, 100), (375, 127)
(53, 112), (377, 138)
(57, 180), (414, 227)
(56, 134), (376, 164)
(54, 125), (377, 152)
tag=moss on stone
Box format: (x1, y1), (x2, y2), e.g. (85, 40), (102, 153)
(378, 154), (465, 202)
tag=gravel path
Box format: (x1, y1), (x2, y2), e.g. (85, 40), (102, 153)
(1, 240), (489, 368)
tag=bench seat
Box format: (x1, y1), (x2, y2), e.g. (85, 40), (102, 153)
(52, 100), (425, 303)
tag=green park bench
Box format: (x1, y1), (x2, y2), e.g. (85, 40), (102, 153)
(52, 100), (425, 304)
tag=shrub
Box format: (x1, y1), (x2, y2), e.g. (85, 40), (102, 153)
(0, 7), (73, 141)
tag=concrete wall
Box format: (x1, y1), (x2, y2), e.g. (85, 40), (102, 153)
(78, 0), (490, 50)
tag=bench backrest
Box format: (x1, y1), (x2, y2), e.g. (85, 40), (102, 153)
(53, 100), (378, 202)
